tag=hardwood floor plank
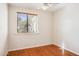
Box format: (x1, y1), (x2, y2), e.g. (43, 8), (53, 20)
(7, 44), (78, 56)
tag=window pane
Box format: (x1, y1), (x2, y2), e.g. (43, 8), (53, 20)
(17, 13), (28, 33)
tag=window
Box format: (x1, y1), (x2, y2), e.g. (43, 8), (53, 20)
(17, 12), (39, 33)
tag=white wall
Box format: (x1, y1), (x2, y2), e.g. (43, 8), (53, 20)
(52, 4), (79, 55)
(0, 3), (8, 56)
(8, 6), (53, 51)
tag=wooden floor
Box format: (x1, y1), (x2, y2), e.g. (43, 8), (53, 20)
(7, 44), (78, 56)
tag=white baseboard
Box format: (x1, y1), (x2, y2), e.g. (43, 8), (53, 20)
(8, 43), (53, 51)
(53, 43), (79, 55)
(65, 48), (79, 55)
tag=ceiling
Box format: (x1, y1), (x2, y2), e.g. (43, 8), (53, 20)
(8, 3), (64, 12)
